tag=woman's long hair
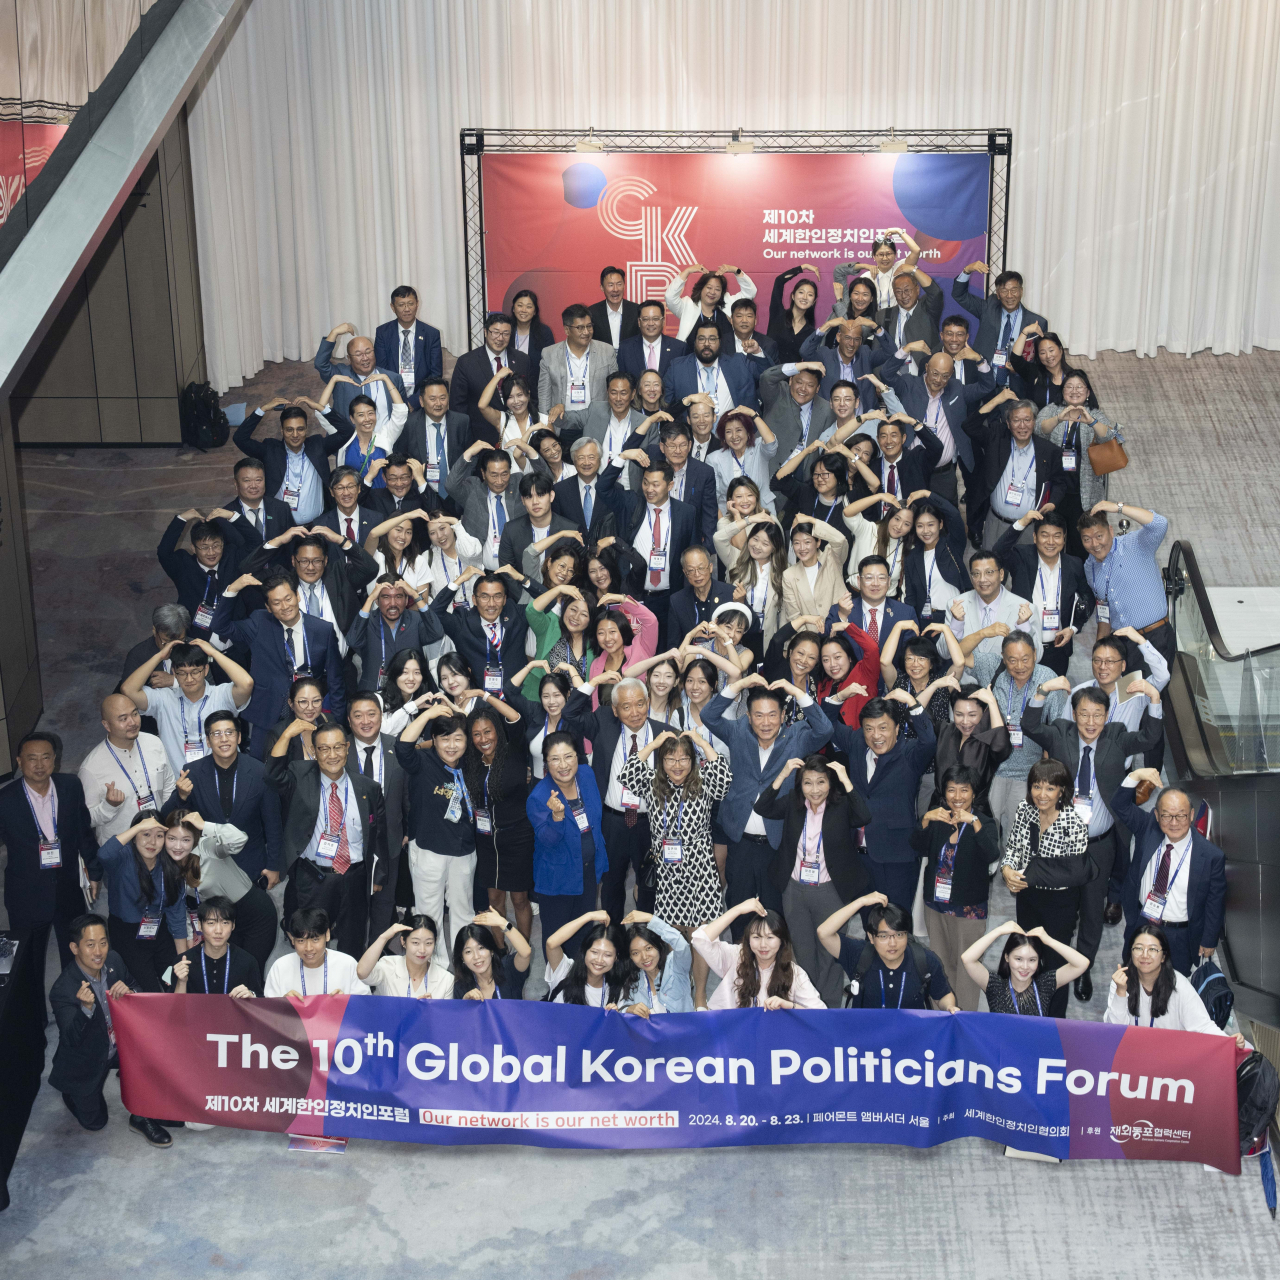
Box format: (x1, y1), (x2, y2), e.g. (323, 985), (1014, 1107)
(541, 540), (588, 589)
(587, 544), (627, 595)
(1124, 924), (1176, 1020)
(463, 703), (512, 810)
(374, 523), (422, 573)
(996, 932), (1045, 980)
(650, 732), (704, 808)
(794, 755), (847, 810)
(546, 924), (633, 1006)
(451, 922), (510, 997)
(845, 276), (877, 320)
(735, 911), (797, 1007)
(381, 647), (435, 713)
(902, 497), (951, 559)
(510, 288), (542, 328)
(132, 808), (186, 908)
(626, 923), (673, 991)
(783, 272), (817, 328)
(725, 518), (786, 611)
(164, 808), (204, 890)
(436, 652), (475, 700)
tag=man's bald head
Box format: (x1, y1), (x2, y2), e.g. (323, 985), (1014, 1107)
(347, 336), (376, 376)
(924, 353), (954, 395)
(100, 693), (141, 745)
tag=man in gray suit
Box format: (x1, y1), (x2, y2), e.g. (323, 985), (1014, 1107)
(347, 693), (407, 936)
(538, 303), (619, 418)
(951, 263), (1049, 395)
(446, 439), (550, 570)
(553, 370), (650, 490)
(314, 322), (408, 446)
(875, 269), (945, 371)
(758, 364), (835, 473)
(946, 550), (1042, 664)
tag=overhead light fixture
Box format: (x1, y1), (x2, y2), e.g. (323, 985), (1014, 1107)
(726, 129), (753, 155)
(879, 129), (909, 153)
(575, 129), (604, 153)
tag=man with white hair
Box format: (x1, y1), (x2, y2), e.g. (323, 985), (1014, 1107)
(552, 436), (616, 541)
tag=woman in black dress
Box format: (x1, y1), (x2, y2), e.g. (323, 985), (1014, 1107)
(767, 265), (819, 364)
(930, 686), (1011, 814)
(463, 701), (535, 943)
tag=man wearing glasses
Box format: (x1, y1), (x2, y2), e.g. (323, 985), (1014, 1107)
(316, 466), (378, 550)
(268, 717), (389, 959)
(537, 303), (619, 424)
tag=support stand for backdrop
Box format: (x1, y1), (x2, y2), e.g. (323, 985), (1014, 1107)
(460, 128), (1010, 349)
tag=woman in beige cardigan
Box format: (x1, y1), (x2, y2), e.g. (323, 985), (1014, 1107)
(780, 514), (849, 623)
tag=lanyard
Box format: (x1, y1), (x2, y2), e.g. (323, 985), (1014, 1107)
(803, 809), (824, 863)
(732, 449), (748, 476)
(406, 962), (429, 998)
(567, 348), (590, 382)
(442, 553), (461, 588)
(1036, 562), (1062, 612)
(1009, 978), (1043, 1015)
(180, 693), (210, 746)
(484, 620), (504, 664)
(199, 568), (219, 605)
(23, 780), (57, 841)
(646, 506), (670, 555)
(284, 447), (307, 491)
(299, 954), (328, 996)
(887, 540), (902, 578)
(748, 575), (768, 622)
(879, 966), (907, 1009)
(352, 435), (379, 479)
(662, 793), (687, 841)
(925, 553), (936, 602)
(813, 494), (838, 521)
(201, 947), (230, 994)
(449, 767), (474, 818)
(1093, 544), (1119, 607)
(622, 724), (653, 765)
(302, 580), (329, 618)
(1154, 837), (1193, 898)
(378, 615), (402, 672)
(105, 742), (154, 804)
(1008, 446), (1036, 491)
(1077, 743), (1097, 799)
(1005, 678), (1033, 727)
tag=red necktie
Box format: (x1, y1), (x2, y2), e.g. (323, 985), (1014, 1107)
(1153, 841), (1174, 897)
(328, 781), (351, 875)
(344, 517), (355, 542)
(494, 357), (502, 375)
(649, 509), (663, 587)
(867, 607), (879, 647)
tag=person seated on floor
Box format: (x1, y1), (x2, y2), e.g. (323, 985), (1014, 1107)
(172, 895), (262, 997)
(263, 906), (370, 997)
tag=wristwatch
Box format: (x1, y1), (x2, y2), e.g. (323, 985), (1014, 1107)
(1116, 502), (1124, 515)
(503, 921), (515, 932)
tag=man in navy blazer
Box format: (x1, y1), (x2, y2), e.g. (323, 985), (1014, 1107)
(668, 546), (737, 645)
(826, 559), (918, 688)
(217, 458), (296, 551)
(1112, 772), (1227, 977)
(799, 321), (888, 411)
(233, 400), (351, 522)
(449, 314), (535, 445)
(951, 265), (1049, 396)
(826, 690), (937, 914)
(553, 439), (617, 542)
(156, 513), (246, 640)
(374, 286), (443, 410)
(315, 466), (379, 549)
(396, 377), (470, 514)
(617, 301), (687, 379)
(428, 566), (531, 687)
(210, 569), (346, 758)
(629, 420), (717, 548)
(663, 321), (767, 422)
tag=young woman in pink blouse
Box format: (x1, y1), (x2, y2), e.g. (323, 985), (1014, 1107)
(587, 593), (658, 709)
(691, 897), (824, 1010)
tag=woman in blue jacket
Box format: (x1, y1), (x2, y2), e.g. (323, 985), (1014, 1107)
(526, 732), (609, 960)
(619, 910), (695, 1013)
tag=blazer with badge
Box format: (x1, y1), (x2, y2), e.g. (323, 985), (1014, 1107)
(397, 408), (470, 512)
(597, 463), (700, 598)
(444, 451), (551, 548)
(315, 505), (378, 550)
(552, 472), (617, 542)
(880, 354), (994, 472)
(239, 537), (379, 638)
(428, 583), (531, 686)
(588, 299), (641, 348)
(669, 580), (737, 647)
(967, 420), (1066, 511)
(449, 346), (535, 445)
(662, 351), (766, 420)
(990, 527), (1095, 660)
(798, 329), (887, 411)
(874, 281), (946, 366)
(502, 512), (581, 583)
(156, 523), (246, 636)
(216, 497), (295, 551)
(48, 952), (136, 1094)
(313, 338), (408, 420)
(951, 277), (1049, 389)
(617, 333), (687, 380)
(578, 702), (670, 809)
(266, 754), (389, 885)
(232, 411), (351, 508)
(345, 607), (444, 691)
(346, 733), (408, 866)
(629, 423), (717, 548)
(538, 339), (619, 417)
(757, 366), (837, 466)
(373, 319), (443, 409)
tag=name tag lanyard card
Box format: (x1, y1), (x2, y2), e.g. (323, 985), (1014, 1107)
(105, 741), (156, 811)
(25, 781), (61, 869)
(921, 557), (937, 621)
(1142, 840), (1192, 921)
(647, 507), (670, 574)
(662, 795), (687, 865)
(567, 349), (589, 406)
(1093, 551), (1117, 627)
(315, 777), (351, 866)
(1003, 450), (1036, 507)
(1006, 680), (1032, 748)
(427, 424), (447, 485)
(799, 813), (824, 884)
(285, 624), (313, 679)
(377, 614), (402, 689)
(282, 448), (307, 509)
(194, 572), (218, 631)
(933, 823), (968, 902)
(484, 622), (505, 693)
(1074, 750), (1096, 824)
(180, 692), (211, 764)
(1061, 421), (1078, 472)
(1037, 563), (1061, 642)
(565, 791), (591, 833)
(476, 767), (496, 834)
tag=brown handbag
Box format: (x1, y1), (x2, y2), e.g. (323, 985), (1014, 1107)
(1087, 430), (1128, 476)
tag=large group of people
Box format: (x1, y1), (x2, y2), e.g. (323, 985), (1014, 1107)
(5, 250), (1240, 1150)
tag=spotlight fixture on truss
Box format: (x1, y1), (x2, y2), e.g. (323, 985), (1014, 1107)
(575, 129), (604, 153)
(725, 129), (753, 155)
(879, 128), (909, 153)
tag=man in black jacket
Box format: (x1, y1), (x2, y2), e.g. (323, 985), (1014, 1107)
(157, 513), (246, 641)
(48, 915), (171, 1145)
(667, 545), (736, 645)
(345, 576), (444, 692)
(449, 313), (534, 445)
(588, 266), (641, 348)
(397, 377), (469, 515)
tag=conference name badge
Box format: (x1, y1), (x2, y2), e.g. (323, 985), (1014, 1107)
(39, 838), (62, 869)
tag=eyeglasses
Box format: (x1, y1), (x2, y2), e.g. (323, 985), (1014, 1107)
(208, 729), (238, 741)
(316, 745), (348, 757)
(1131, 945), (1163, 957)
(295, 557), (325, 568)
(872, 930), (908, 942)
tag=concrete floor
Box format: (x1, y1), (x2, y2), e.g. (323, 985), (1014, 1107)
(2, 348), (1279, 1275)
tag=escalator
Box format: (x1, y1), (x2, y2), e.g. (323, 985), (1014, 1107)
(1164, 542), (1280, 1029)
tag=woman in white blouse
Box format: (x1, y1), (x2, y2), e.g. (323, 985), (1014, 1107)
(366, 510), (434, 595)
(710, 410), (779, 516)
(664, 264), (758, 342)
(477, 367), (536, 464)
(423, 514), (484, 613)
(377, 649), (431, 737)
(718, 512), (788, 649)
(357, 915), (454, 1000)
(843, 494), (916, 597)
(691, 897), (824, 1010)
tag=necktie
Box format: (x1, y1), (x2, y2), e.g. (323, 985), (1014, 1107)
(328, 780), (351, 875)
(702, 366), (715, 396)
(887, 463), (898, 497)
(1076, 745), (1093, 800)
(248, 507), (261, 536)
(362, 746), (375, 779)
(583, 484), (594, 528)
(997, 315), (1013, 386)
(494, 356), (502, 376)
(401, 330), (411, 368)
(625, 733), (640, 827)
(647, 343), (658, 371)
(284, 624), (297, 668)
(494, 496), (507, 535)
(344, 516), (355, 542)
(867, 607), (879, 647)
(649, 508), (663, 587)
(435, 424), (448, 498)
(1152, 841), (1175, 898)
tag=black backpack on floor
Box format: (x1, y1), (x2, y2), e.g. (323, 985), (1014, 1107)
(1237, 1050), (1280, 1154)
(179, 381), (230, 452)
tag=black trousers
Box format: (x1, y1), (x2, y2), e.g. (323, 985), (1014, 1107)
(1015, 885), (1081, 1018)
(61, 1060), (114, 1131)
(284, 858), (369, 958)
(107, 914), (179, 993)
(600, 809), (656, 925)
(11, 885), (83, 1016)
(1075, 831), (1116, 966)
(642, 589), (672, 652)
(726, 834), (783, 940)
(1038, 641), (1073, 676)
(929, 464), (959, 506)
(224, 886), (278, 978)
(370, 847), (404, 935)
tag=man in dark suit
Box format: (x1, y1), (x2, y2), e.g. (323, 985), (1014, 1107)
(825, 691), (937, 915)
(499, 470), (579, 581)
(969, 392), (1067, 549)
(428, 566), (531, 688)
(217, 458), (295, 551)
(952, 264), (1049, 395)
(269, 717), (388, 959)
(314, 322), (408, 427)
(876, 271), (946, 365)
(397, 377), (469, 514)
(847, 417), (942, 523)
(554, 372), (648, 469)
(233, 400), (349, 524)
(939, 315), (993, 387)
(157, 513), (245, 641)
(991, 509), (1094, 675)
(449, 312), (534, 445)
(346, 693), (409, 936)
(1112, 770), (1227, 977)
(360, 454), (433, 520)
(617, 300), (687, 379)
(210, 569), (346, 758)
(759, 365), (836, 469)
(663, 321), (767, 422)
(1022, 679), (1165, 1000)
(315, 466), (378, 549)
(554, 438), (617, 542)
(668, 545), (736, 644)
(445, 441), (548, 568)
(799, 320), (886, 410)
(632, 421), (718, 548)
(0, 732), (101, 997)
(728, 298), (781, 364)
(598, 451), (700, 650)
(47, 916), (172, 1145)
(345, 577), (443, 691)
(588, 265), (641, 349)
(374, 285), (443, 411)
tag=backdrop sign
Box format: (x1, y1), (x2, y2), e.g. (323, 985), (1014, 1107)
(481, 151), (990, 341)
(115, 995), (1239, 1170)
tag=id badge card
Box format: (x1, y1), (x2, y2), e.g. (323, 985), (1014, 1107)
(992, 349), (1009, 368)
(283, 485), (300, 508)
(315, 833), (341, 865)
(1141, 890), (1167, 920)
(136, 791), (155, 811)
(621, 788), (640, 812)
(476, 808), (493, 834)
(484, 666), (504, 693)
(137, 915), (160, 940)
(648, 549), (667, 571)
(444, 788), (463, 823)
(426, 463), (440, 484)
(799, 858), (821, 885)
(184, 741), (206, 764)
(193, 603), (215, 630)
(1041, 607), (1060, 637)
(569, 380), (587, 406)
(919, 605), (932, 622)
(1061, 449), (1077, 471)
(1096, 602), (1110, 624)
(857, 826), (867, 848)
(662, 839), (684, 865)
(39, 838), (62, 869)
(1073, 799), (1092, 824)
(1004, 480), (1025, 504)
(1008, 727), (1024, 747)
(933, 870), (953, 903)
(570, 800), (591, 833)
(187, 908), (202, 942)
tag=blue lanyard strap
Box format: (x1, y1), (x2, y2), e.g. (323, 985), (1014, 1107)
(1005, 678), (1033, 725)
(299, 953), (328, 996)
(879, 966), (907, 1009)
(105, 742), (154, 802)
(180, 693), (210, 745)
(1009, 978), (1043, 1015)
(449, 767), (474, 818)
(1036, 563), (1062, 612)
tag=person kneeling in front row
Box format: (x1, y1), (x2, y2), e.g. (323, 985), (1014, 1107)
(264, 907), (370, 997)
(47, 915), (173, 1147)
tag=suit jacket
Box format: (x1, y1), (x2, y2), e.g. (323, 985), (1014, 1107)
(874, 281), (946, 366)
(517, 320), (556, 389)
(315, 505), (379, 550)
(950, 277), (1048, 394)
(240, 538), (379, 637)
(345, 607), (444, 691)
(233, 411), (350, 507)
(901, 494), (969, 619)
(449, 346), (535, 444)
(360, 482), (432, 521)
(216, 497), (295, 551)
(668, 580), (738, 646)
(428, 585), (530, 685)
(758, 366), (837, 466)
(397, 408), (470, 512)
(990, 530), (1095, 660)
(538, 339), (619, 416)
(313, 337), (407, 421)
(156, 523), (246, 637)
(552, 472), (618, 542)
(847, 434), (943, 522)
(163, 751), (284, 877)
(1112, 783), (1226, 959)
(734, 329), (780, 365)
(501, 512), (581, 583)
(968, 422), (1066, 511)
(798, 330), (886, 410)
(827, 706), (938, 863)
(701, 692), (833, 845)
(827, 598), (918, 686)
(754, 784), (873, 902)
(559, 403), (647, 484)
(48, 952), (135, 1093)
(663, 352), (766, 419)
(628, 423), (717, 546)
(588, 299), (641, 349)
(208, 599), (346, 731)
(0, 774), (100, 925)
(373, 318), (443, 409)
(881, 354), (994, 472)
(346, 733), (409, 864)
(617, 333), (687, 380)
(445, 451), (549, 548)
(578, 705), (670, 808)
(597, 466), (700, 598)
(266, 755), (389, 885)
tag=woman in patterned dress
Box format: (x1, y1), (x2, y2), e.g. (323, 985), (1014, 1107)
(620, 728), (732, 1010)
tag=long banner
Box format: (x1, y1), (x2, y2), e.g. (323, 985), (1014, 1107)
(114, 996), (1240, 1171)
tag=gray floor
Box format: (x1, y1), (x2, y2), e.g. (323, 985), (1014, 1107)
(2, 349), (1278, 1275)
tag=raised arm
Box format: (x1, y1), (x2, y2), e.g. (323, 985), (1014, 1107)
(546, 909), (610, 974)
(816, 892), (887, 957)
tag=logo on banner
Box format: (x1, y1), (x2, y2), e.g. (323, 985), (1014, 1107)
(596, 176), (698, 298)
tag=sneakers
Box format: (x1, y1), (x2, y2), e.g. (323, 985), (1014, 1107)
(129, 1115), (173, 1147)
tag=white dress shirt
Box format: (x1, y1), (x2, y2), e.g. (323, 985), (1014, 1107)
(923, 391), (956, 466)
(395, 322), (417, 394)
(1031, 556), (1063, 643)
(78, 734), (177, 842)
(605, 725), (655, 812)
(484, 492), (511, 570)
(602, 415), (634, 490)
(696, 360), (735, 418)
(742, 741), (777, 835)
(264, 949), (369, 997)
(606, 303), (624, 347)
(296, 577), (347, 658)
(304, 774), (365, 865)
(690, 436), (714, 464)
(1137, 828), (1193, 924)
(633, 499), (673, 591)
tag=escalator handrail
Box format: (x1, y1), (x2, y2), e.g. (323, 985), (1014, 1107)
(1167, 541), (1280, 663)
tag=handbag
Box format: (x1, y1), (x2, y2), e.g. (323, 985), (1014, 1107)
(1024, 851), (1098, 891)
(1087, 430), (1128, 476)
